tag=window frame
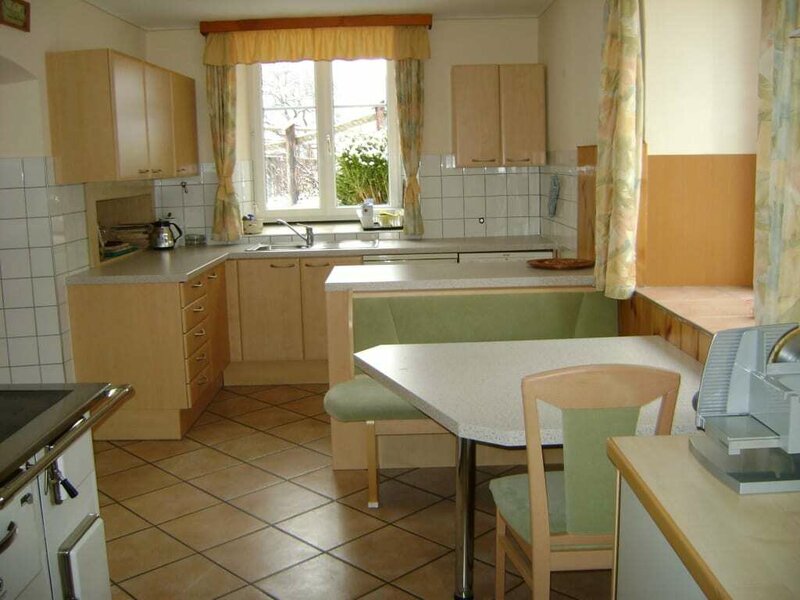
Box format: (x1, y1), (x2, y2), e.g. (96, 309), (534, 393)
(249, 60), (402, 222)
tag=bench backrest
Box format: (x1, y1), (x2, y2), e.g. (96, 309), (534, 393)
(353, 291), (618, 353)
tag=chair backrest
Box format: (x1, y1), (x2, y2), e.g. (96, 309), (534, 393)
(521, 364), (680, 545)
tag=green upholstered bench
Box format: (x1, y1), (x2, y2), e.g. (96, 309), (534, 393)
(324, 290), (618, 507)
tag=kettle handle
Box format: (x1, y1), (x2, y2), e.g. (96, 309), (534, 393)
(170, 222), (183, 242)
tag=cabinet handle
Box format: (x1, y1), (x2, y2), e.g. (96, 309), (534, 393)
(0, 521), (18, 555)
(506, 158), (531, 162)
(138, 168), (151, 174)
(178, 167), (187, 173)
(194, 329), (206, 337)
(192, 305), (205, 313)
(270, 263), (296, 269)
(197, 376), (209, 385)
(471, 158), (498, 163)
(196, 354), (207, 361)
(306, 262), (332, 268)
(207, 273), (218, 280)
(191, 282), (204, 289)
(152, 168), (163, 174)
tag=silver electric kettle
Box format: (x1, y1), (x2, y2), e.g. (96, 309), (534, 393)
(149, 219), (183, 250)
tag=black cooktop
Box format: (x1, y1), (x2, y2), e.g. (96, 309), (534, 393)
(0, 390), (72, 444)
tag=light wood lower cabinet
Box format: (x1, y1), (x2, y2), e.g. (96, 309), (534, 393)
(69, 264), (229, 439)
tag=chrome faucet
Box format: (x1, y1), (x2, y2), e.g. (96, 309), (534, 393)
(276, 219), (314, 247)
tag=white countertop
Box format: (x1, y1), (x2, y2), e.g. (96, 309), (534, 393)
(354, 336), (702, 446)
(66, 236), (556, 285)
(325, 261), (594, 292)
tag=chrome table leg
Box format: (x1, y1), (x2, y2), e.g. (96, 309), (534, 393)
(454, 436), (476, 599)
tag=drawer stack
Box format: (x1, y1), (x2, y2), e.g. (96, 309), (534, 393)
(181, 274), (213, 407)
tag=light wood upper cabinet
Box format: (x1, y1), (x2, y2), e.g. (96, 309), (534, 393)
(451, 64), (546, 168)
(46, 49), (198, 185)
(238, 259), (304, 361)
(171, 72), (200, 177)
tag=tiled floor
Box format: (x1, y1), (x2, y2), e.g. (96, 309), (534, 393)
(96, 384), (611, 599)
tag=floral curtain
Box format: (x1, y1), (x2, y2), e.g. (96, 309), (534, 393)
(206, 65), (242, 241)
(594, 0), (645, 300)
(754, 0), (800, 324)
(396, 59), (424, 238)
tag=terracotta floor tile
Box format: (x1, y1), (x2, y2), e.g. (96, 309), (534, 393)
(93, 440), (115, 453)
(94, 448), (145, 477)
(473, 530), (521, 576)
(293, 383), (329, 394)
(101, 503), (150, 540)
(291, 466), (367, 499)
(156, 447), (240, 479)
(207, 395), (268, 418)
(248, 385), (313, 404)
(277, 503), (384, 550)
(213, 431), (293, 461)
(251, 446), (330, 479)
(331, 525), (448, 581)
(119, 554), (243, 600)
(98, 491), (115, 507)
(394, 552), (521, 599)
(124, 439), (203, 462)
(113, 440), (138, 447)
(111, 584), (134, 599)
(551, 570), (612, 600)
(193, 411), (223, 427)
(225, 385), (275, 396)
(358, 585), (418, 599)
(396, 467), (491, 498)
(160, 503), (266, 550)
(122, 482), (219, 524)
(231, 481), (329, 523)
(187, 419), (257, 446)
(98, 464), (180, 501)
(204, 528), (319, 582)
(217, 586), (271, 599)
(339, 479), (440, 523)
(256, 553), (382, 600)
(475, 480), (498, 515)
(190, 463), (281, 500)
(269, 418), (330, 444)
(303, 436), (332, 456)
(279, 394), (326, 416)
(313, 413), (331, 423)
(394, 500), (494, 548)
(213, 389), (252, 402)
(233, 406), (305, 431)
(106, 527), (192, 582)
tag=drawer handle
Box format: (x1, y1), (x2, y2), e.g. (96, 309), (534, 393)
(471, 158), (497, 163)
(0, 521), (18, 555)
(194, 329), (206, 337)
(138, 168), (150, 174)
(195, 354), (207, 361)
(207, 273), (218, 280)
(270, 263), (296, 269)
(197, 376), (209, 385)
(191, 282), (204, 289)
(192, 305), (205, 313)
(178, 167), (187, 173)
(152, 169), (163, 174)
(306, 263), (332, 268)
(506, 157), (531, 162)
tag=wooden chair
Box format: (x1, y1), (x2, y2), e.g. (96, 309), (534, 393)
(490, 364), (680, 599)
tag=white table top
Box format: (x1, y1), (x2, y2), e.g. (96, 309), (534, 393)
(354, 336), (703, 446)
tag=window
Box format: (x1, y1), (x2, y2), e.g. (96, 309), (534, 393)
(251, 59), (400, 220)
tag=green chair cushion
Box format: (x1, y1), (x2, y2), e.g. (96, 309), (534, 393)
(324, 375), (426, 422)
(489, 472), (566, 545)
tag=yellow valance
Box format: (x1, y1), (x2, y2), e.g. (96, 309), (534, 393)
(203, 26), (430, 65)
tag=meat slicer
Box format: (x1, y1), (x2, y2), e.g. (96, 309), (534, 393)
(690, 323), (800, 493)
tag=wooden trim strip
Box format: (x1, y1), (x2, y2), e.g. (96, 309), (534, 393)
(200, 14), (433, 35)
(607, 438), (731, 600)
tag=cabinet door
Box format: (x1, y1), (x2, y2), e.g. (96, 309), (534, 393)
(171, 72), (199, 177)
(500, 64), (546, 166)
(145, 64), (175, 178)
(238, 259), (303, 361)
(451, 65), (501, 168)
(301, 256), (362, 360)
(206, 266), (230, 378)
(110, 52), (149, 180)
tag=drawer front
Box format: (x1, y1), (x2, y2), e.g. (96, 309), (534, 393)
(180, 274), (206, 306)
(185, 342), (210, 382)
(183, 319), (209, 357)
(186, 365), (212, 406)
(182, 295), (208, 332)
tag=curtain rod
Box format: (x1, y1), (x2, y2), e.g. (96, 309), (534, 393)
(200, 14), (433, 35)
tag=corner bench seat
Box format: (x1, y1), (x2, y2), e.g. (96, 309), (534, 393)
(324, 290), (618, 507)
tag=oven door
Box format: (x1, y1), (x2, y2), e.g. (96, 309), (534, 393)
(58, 514), (110, 600)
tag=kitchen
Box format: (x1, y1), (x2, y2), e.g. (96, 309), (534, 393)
(1, 0), (796, 599)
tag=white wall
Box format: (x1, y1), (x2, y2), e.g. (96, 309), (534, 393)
(645, 0), (760, 155)
(424, 17), (539, 155)
(0, 0), (145, 157)
(538, 0), (605, 161)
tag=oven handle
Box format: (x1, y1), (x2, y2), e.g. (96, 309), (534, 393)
(0, 385), (135, 509)
(0, 521), (17, 555)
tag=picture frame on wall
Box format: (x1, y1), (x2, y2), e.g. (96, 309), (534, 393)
(1, 0), (30, 32)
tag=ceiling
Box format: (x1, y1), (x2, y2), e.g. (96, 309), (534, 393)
(84, 0), (555, 31)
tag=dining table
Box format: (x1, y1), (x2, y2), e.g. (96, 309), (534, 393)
(353, 335), (703, 599)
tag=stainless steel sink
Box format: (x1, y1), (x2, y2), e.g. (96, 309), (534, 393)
(244, 239), (379, 252)
(245, 243), (311, 252)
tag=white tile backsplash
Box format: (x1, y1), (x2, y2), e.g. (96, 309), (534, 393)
(0, 219), (28, 249)
(0, 159), (24, 189)
(420, 197), (442, 220)
(2, 278), (33, 308)
(441, 176), (464, 198)
(442, 197), (465, 219)
(25, 187), (49, 217)
(0, 249), (31, 279)
(8, 336), (38, 366)
(35, 306), (60, 336)
(0, 189), (27, 218)
(30, 248), (54, 277)
(32, 277), (57, 307)
(22, 158), (46, 188)
(464, 196), (486, 219)
(5, 308), (36, 337)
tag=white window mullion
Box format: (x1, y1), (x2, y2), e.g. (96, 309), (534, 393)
(250, 65), (268, 219)
(315, 62), (336, 214)
(386, 61), (402, 209)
